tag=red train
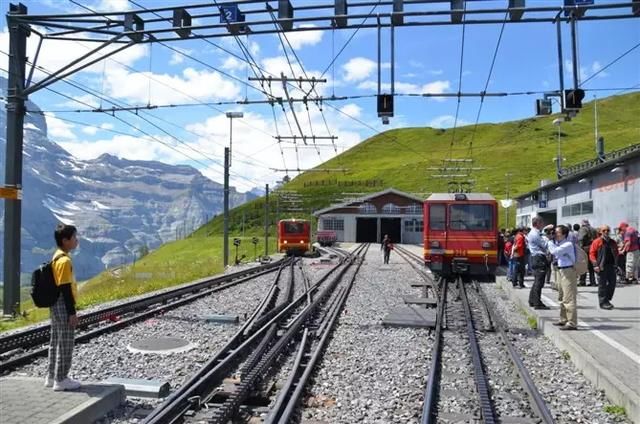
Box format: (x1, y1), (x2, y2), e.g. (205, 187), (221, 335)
(423, 193), (498, 279)
(277, 219), (311, 255)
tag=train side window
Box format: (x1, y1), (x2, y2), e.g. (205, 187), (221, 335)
(429, 204), (446, 230)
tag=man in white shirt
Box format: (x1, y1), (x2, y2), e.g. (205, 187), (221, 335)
(547, 225), (578, 330)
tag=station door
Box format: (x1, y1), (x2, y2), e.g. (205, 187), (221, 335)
(381, 218), (402, 244)
(356, 218), (378, 242)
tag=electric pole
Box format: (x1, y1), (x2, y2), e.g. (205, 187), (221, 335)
(223, 147), (230, 268)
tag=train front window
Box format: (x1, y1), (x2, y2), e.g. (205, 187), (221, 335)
(429, 204), (446, 230)
(284, 222), (305, 234)
(449, 204), (493, 231)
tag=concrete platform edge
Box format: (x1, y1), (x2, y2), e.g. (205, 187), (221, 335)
(51, 384), (125, 424)
(497, 279), (640, 424)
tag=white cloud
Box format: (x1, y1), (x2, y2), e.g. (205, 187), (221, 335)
(82, 126), (99, 135)
(46, 114), (77, 140)
(357, 80), (450, 98)
(104, 66), (241, 104)
(340, 103), (362, 119)
(342, 57), (379, 82)
(169, 48), (193, 65)
(282, 24), (324, 50)
(564, 60), (607, 82)
(56, 94), (100, 109)
(428, 115), (470, 129)
(0, 27), (147, 83)
(429, 69), (444, 76)
(93, 0), (131, 12)
(421, 80), (451, 101)
(221, 56), (246, 72)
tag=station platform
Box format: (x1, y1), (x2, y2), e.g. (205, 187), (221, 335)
(0, 377), (125, 424)
(497, 275), (640, 424)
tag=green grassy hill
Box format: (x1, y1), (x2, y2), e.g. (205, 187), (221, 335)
(3, 92), (637, 331)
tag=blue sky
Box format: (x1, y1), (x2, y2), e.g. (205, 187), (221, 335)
(1, 0), (638, 191)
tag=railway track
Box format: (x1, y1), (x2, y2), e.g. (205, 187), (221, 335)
(421, 275), (555, 423)
(0, 259), (287, 373)
(142, 243), (369, 424)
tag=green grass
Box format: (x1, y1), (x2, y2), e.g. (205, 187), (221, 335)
(603, 405), (627, 417)
(2, 92), (637, 332)
(527, 315), (538, 330)
(561, 350), (571, 361)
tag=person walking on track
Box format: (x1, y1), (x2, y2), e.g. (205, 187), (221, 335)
(589, 225), (619, 310)
(547, 225), (578, 331)
(527, 216), (551, 309)
(381, 234), (393, 264)
(47, 224), (81, 391)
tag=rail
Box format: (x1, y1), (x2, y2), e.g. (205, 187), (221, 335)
(0, 259), (286, 371)
(142, 246), (363, 423)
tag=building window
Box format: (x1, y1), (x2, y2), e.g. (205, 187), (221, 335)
(561, 200), (593, 217)
(404, 220), (414, 232)
(322, 218), (344, 231)
(414, 219), (424, 232)
(382, 203), (401, 214)
(406, 203), (423, 214)
(429, 204), (446, 230)
(359, 203), (377, 214)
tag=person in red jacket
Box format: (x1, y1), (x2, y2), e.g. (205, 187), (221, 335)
(589, 225), (619, 310)
(512, 227), (526, 288)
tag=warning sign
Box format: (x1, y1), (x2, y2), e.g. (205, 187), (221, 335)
(0, 187), (22, 200)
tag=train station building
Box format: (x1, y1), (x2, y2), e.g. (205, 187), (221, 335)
(313, 188), (424, 244)
(514, 143), (639, 229)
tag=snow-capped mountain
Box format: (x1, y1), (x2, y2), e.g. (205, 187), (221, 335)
(0, 77), (255, 281)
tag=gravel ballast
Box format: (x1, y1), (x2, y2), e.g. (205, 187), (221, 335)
(480, 282), (631, 424)
(301, 247), (433, 424)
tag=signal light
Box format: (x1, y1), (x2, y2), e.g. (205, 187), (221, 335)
(564, 89), (585, 110)
(377, 94), (394, 117)
(536, 99), (552, 116)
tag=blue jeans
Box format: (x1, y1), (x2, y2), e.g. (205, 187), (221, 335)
(508, 258), (516, 281)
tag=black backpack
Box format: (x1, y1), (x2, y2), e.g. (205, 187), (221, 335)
(31, 254), (65, 307)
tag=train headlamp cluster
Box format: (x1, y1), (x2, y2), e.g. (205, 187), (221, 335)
(430, 241), (441, 248)
(482, 241), (492, 249)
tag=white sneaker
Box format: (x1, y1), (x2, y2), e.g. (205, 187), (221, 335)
(44, 376), (54, 388)
(53, 377), (81, 391)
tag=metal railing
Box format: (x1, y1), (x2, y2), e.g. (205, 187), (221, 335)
(561, 143), (640, 178)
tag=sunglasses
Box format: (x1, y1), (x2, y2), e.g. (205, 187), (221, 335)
(602, 229), (610, 233)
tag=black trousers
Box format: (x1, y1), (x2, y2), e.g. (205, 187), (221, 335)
(529, 255), (548, 307)
(579, 254), (596, 285)
(514, 256), (526, 287)
(383, 249), (390, 264)
(598, 265), (617, 305)
(544, 259), (552, 284)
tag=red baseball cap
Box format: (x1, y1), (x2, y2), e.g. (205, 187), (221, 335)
(619, 222), (629, 229)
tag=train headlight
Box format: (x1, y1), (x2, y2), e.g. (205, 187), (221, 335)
(283, 240), (288, 244)
(430, 241), (440, 248)
(300, 240), (304, 244)
(482, 241), (492, 249)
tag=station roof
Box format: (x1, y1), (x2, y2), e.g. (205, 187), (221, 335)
(514, 143), (640, 201)
(313, 188), (424, 217)
(427, 193), (495, 201)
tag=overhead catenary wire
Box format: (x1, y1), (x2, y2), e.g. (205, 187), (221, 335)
(467, 11), (509, 161)
(0, 55), (264, 188)
(580, 41), (640, 87)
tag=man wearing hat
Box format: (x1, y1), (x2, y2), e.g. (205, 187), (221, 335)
(577, 219), (597, 286)
(619, 222), (639, 284)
